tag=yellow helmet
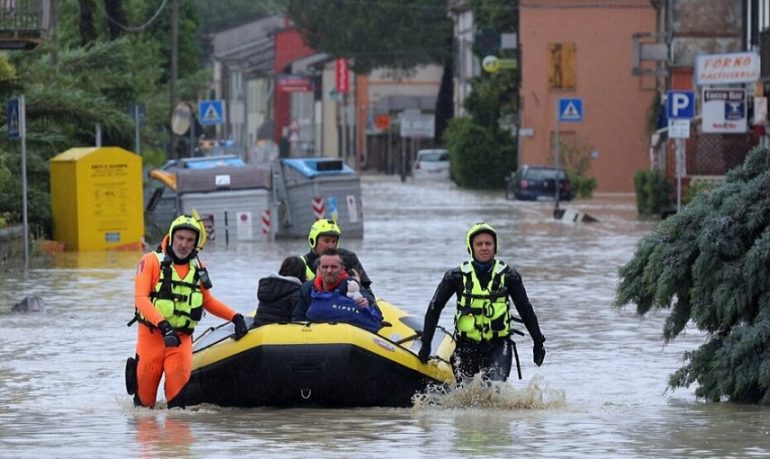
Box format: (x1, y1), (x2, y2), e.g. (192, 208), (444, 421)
(308, 218), (341, 250)
(168, 214), (204, 250)
(466, 222), (497, 255)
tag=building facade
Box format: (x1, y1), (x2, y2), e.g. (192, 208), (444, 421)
(519, 0), (658, 193)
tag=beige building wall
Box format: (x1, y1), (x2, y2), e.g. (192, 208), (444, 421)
(520, 1), (657, 192)
(366, 66), (443, 100)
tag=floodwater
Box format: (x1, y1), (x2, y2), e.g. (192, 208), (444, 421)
(1, 175), (769, 458)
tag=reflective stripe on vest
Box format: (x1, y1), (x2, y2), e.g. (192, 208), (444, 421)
(301, 255), (316, 281)
(141, 252), (204, 332)
(454, 260), (510, 341)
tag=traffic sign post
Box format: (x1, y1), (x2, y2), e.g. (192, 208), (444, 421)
(666, 90), (694, 213)
(667, 90), (695, 119)
(7, 98), (19, 139)
(198, 99), (225, 126)
(7, 96), (29, 266)
(554, 98), (584, 215)
(131, 102), (145, 155)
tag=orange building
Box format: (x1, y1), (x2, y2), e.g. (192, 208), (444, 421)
(519, 1), (658, 192)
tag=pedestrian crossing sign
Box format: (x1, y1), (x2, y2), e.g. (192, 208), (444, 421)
(7, 98), (20, 139)
(558, 98), (584, 122)
(198, 99), (224, 126)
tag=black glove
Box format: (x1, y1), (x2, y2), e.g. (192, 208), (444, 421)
(533, 340), (546, 366)
(158, 320), (180, 347)
(418, 344), (431, 364)
(232, 314), (247, 340)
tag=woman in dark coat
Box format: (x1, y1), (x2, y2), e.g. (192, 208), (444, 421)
(253, 256), (306, 327)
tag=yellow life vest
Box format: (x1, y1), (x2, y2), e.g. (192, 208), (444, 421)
(143, 252), (204, 333)
(454, 260), (510, 341)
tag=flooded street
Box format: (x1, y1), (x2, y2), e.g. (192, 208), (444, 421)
(1, 174), (769, 458)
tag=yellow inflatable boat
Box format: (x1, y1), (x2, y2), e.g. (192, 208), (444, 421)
(169, 300), (456, 408)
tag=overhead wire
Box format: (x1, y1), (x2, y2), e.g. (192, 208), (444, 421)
(95, 0), (169, 33)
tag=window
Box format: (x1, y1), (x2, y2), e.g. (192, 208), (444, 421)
(548, 42), (576, 90)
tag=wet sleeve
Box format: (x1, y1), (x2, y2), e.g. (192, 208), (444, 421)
(361, 287), (377, 309)
(133, 253), (164, 326)
(506, 268), (546, 344)
(202, 288), (239, 322)
(421, 270), (458, 344)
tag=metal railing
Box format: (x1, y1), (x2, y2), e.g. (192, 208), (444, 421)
(0, 0), (51, 48)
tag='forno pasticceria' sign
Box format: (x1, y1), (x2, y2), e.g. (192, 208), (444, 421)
(695, 52), (760, 85)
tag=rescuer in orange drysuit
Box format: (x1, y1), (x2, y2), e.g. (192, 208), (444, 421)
(126, 214), (247, 408)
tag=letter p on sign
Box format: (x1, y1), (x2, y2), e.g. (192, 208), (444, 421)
(667, 90), (695, 119)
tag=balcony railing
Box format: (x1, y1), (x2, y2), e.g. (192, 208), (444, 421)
(0, 0), (52, 50)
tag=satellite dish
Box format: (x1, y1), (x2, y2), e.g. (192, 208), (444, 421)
(171, 102), (192, 135)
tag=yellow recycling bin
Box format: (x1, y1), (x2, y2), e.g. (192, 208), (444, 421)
(49, 147), (144, 251)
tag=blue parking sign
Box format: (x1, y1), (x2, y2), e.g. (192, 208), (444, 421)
(667, 90), (695, 119)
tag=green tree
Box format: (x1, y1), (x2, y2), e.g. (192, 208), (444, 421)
(443, 0), (518, 187)
(285, 0), (452, 74)
(284, 0), (454, 142)
(444, 117), (515, 188)
(195, 0), (282, 34)
(0, 0), (211, 236)
(614, 145), (770, 404)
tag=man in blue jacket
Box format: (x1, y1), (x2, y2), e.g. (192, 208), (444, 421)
(293, 248), (382, 333)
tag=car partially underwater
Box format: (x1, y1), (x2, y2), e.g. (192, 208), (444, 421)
(505, 165), (573, 201)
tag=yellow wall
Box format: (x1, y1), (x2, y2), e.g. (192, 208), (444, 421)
(50, 147), (144, 251)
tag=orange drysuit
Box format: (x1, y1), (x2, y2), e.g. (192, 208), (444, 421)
(133, 241), (238, 408)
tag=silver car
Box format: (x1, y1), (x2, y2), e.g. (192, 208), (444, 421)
(412, 149), (450, 180)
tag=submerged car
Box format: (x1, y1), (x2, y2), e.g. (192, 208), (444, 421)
(505, 165), (573, 201)
(412, 149), (450, 180)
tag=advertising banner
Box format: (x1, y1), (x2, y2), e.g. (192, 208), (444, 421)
(702, 88), (747, 134)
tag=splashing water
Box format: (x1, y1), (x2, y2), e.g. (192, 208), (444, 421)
(412, 375), (566, 410)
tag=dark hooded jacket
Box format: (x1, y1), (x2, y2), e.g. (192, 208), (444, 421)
(253, 273), (303, 327)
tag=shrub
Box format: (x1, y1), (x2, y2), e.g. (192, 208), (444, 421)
(633, 169), (672, 216)
(569, 173), (597, 199)
(552, 135), (597, 198)
(684, 179), (719, 205)
(443, 117), (516, 189)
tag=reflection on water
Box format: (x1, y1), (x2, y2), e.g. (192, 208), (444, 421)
(1, 175), (769, 457)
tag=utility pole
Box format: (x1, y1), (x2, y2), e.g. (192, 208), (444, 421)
(170, 0), (179, 158)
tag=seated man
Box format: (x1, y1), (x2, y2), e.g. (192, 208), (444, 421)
(293, 248), (382, 333)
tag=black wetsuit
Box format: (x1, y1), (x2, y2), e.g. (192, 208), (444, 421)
(421, 260), (545, 381)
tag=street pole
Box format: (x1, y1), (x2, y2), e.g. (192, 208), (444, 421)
(19, 95), (28, 268)
(134, 104), (141, 155)
(554, 99), (561, 212)
(170, 0), (178, 159)
(340, 93), (347, 162)
(189, 109), (195, 157)
(676, 138), (684, 212)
